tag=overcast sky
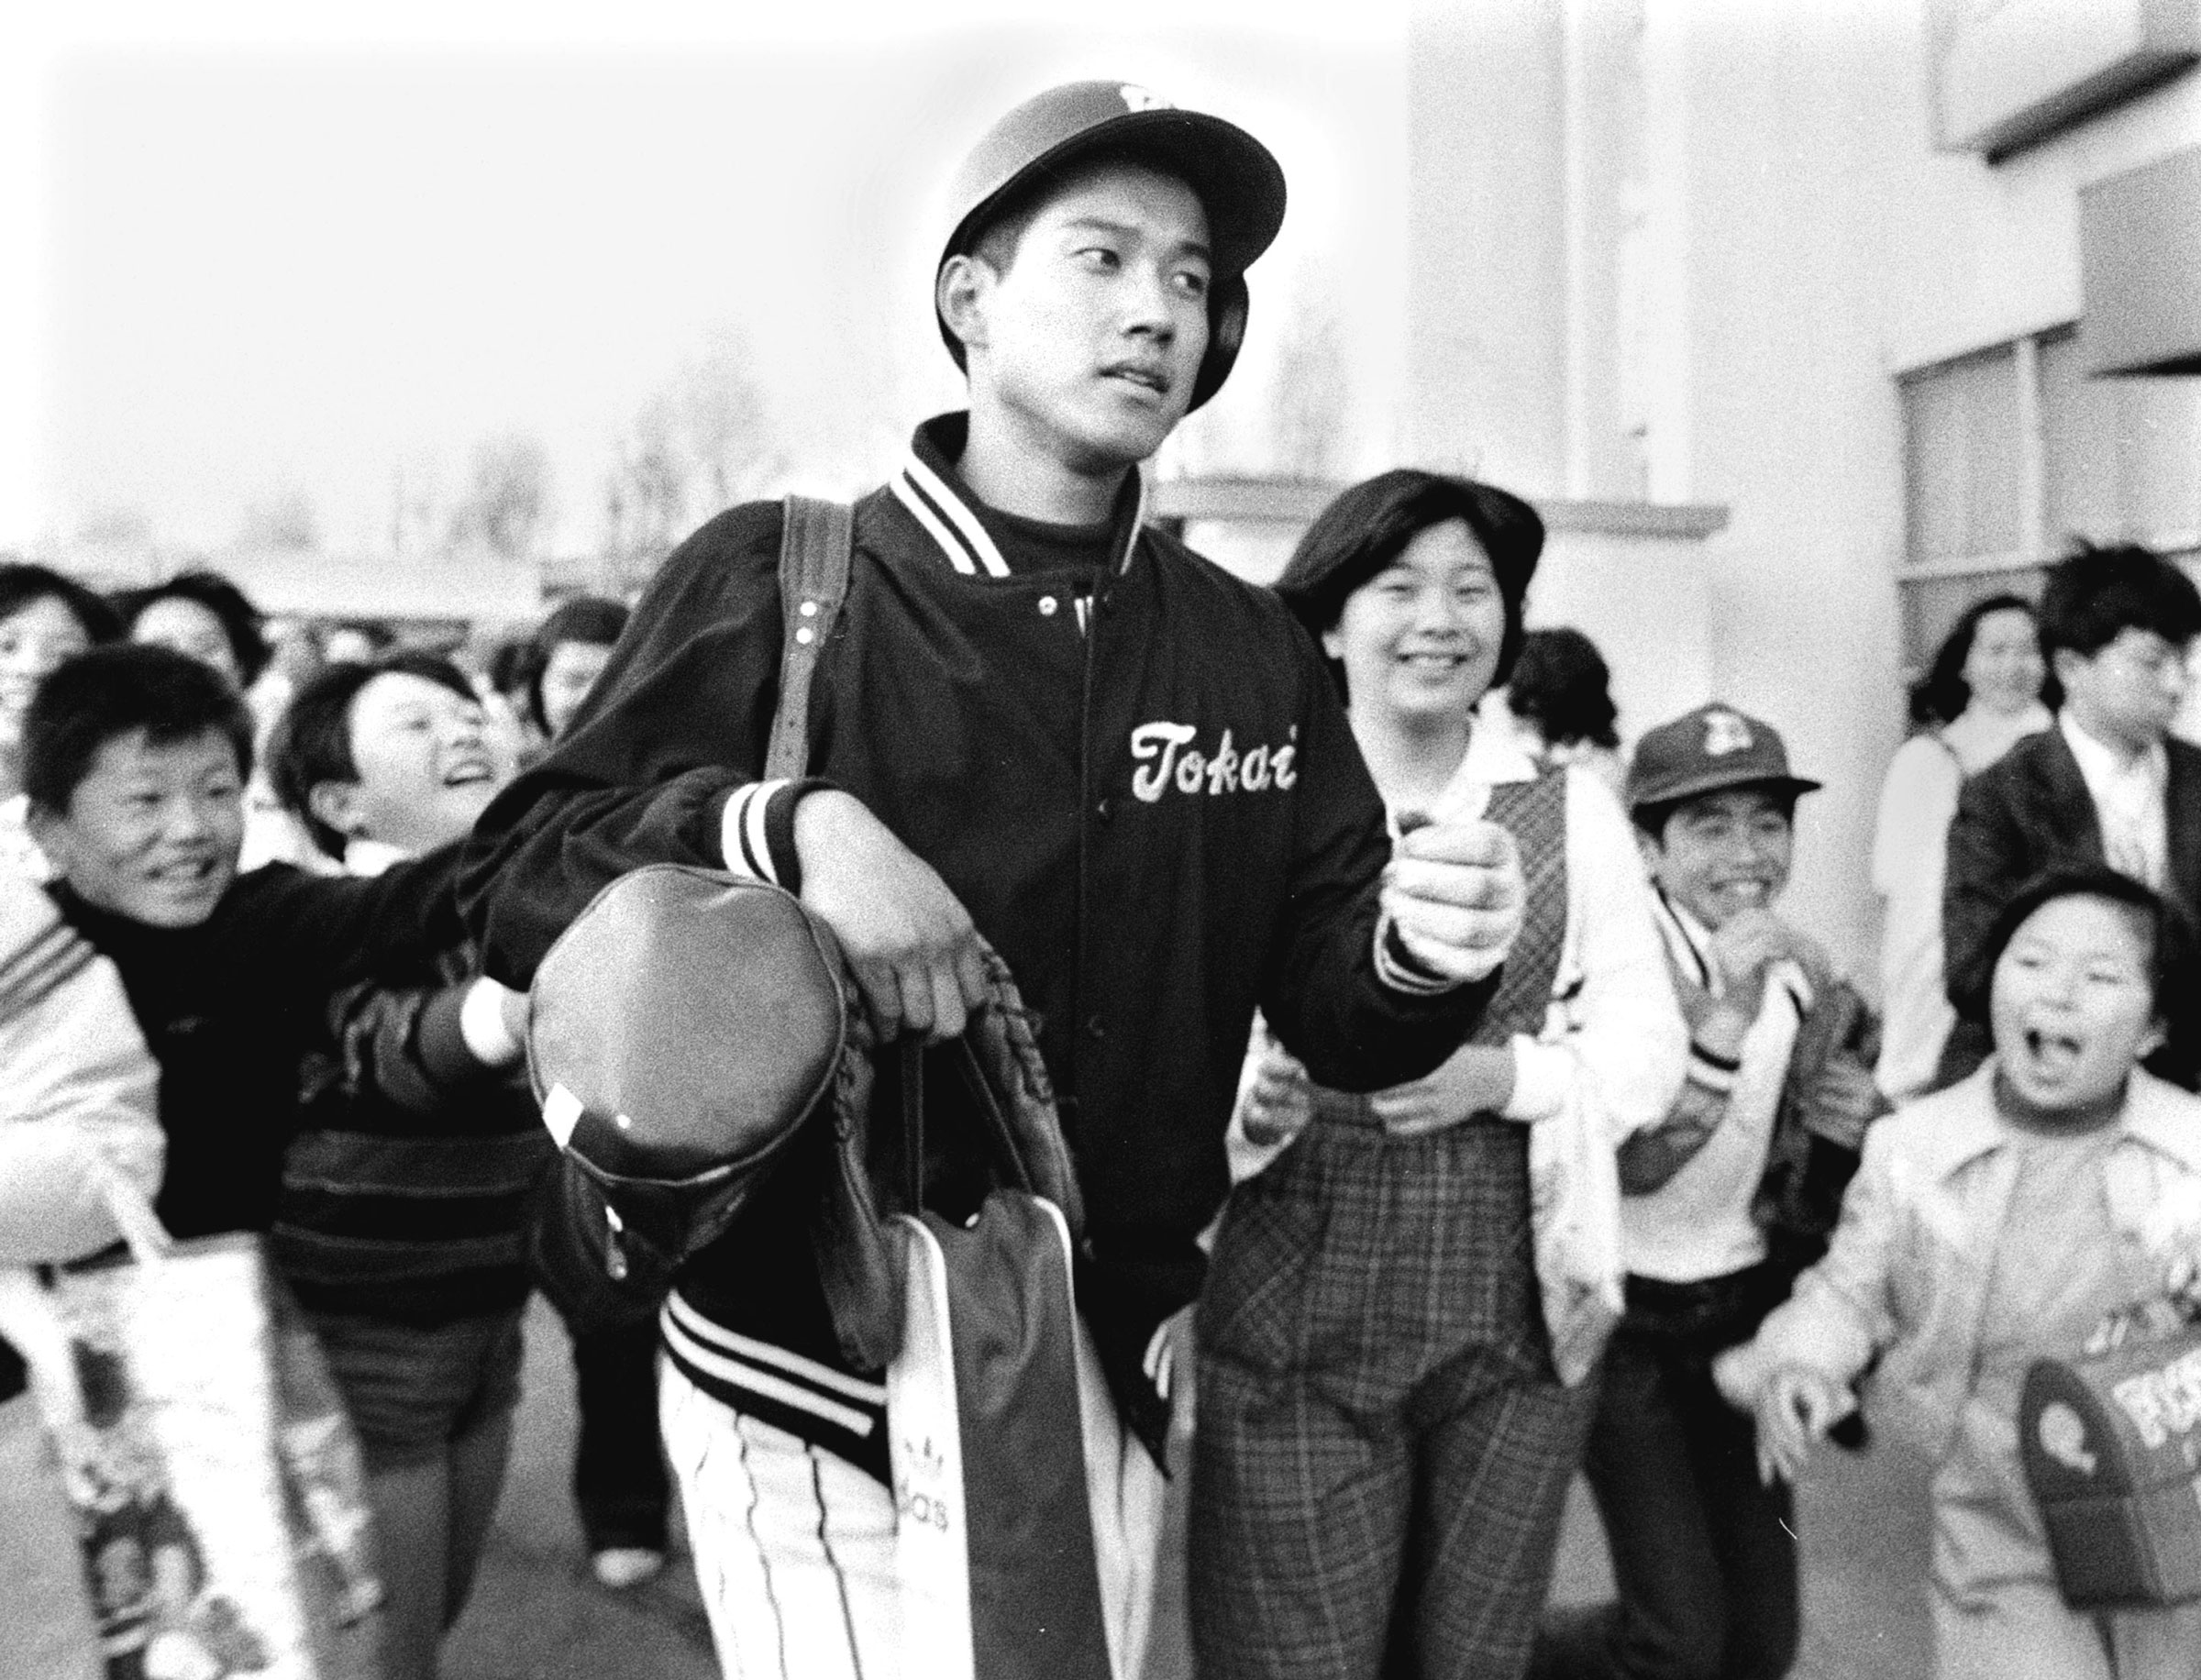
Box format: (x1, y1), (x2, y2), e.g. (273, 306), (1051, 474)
(1, 1), (1410, 558)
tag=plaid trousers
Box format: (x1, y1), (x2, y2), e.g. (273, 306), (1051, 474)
(1191, 774), (1594, 1680)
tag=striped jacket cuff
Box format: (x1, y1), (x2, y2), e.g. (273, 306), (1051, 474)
(717, 779), (831, 893)
(1373, 912), (1468, 995)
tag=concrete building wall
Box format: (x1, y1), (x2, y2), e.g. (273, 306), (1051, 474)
(1398, 0), (2201, 981)
(1660, 1), (1913, 973)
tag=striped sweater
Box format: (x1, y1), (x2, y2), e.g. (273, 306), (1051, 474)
(273, 939), (553, 1325)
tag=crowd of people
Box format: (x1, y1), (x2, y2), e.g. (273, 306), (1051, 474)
(0, 569), (663, 1680)
(7, 72), (2201, 1680)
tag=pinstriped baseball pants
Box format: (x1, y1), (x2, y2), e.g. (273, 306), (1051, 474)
(661, 1359), (901, 1680)
(661, 1348), (1176, 1680)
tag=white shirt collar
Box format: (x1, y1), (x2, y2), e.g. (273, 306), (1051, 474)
(1940, 701), (2051, 776)
(1445, 719), (1538, 796)
(343, 837), (413, 878)
(2060, 710), (2167, 788)
(1650, 885), (1813, 1014)
(1385, 722), (1538, 841)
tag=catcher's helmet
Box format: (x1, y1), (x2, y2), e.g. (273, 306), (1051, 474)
(935, 80), (1288, 412)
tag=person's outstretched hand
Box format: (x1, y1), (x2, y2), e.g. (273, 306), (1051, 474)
(792, 790), (990, 1043)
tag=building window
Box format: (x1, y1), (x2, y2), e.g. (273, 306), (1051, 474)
(1897, 326), (2201, 669)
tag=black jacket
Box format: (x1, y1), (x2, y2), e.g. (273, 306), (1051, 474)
(52, 849), (467, 1240)
(1941, 724), (2201, 1086)
(459, 416), (1494, 1460)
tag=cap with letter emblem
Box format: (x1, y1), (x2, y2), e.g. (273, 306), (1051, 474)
(1625, 702), (1821, 818)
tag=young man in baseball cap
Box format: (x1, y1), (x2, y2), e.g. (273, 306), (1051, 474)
(461, 81), (1525, 1677)
(1532, 702), (1884, 1680)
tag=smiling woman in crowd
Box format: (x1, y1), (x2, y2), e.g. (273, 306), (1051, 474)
(1871, 594), (2052, 1100)
(1198, 469), (1685, 1680)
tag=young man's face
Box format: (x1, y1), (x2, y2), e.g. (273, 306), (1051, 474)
(314, 671), (508, 857)
(1991, 892), (2160, 1114)
(33, 727), (245, 927)
(1642, 787), (1794, 931)
(2056, 627), (2191, 756)
(955, 162), (1212, 475)
(1322, 519), (1507, 725)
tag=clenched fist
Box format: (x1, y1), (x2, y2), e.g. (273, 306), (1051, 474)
(1380, 816), (1525, 982)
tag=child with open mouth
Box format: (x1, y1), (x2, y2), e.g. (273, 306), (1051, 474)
(1716, 864), (2201, 1679)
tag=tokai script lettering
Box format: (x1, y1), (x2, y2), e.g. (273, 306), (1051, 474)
(1130, 722), (1299, 802)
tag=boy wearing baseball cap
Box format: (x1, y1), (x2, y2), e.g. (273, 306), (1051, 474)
(1532, 703), (1884, 1680)
(462, 82), (1525, 1678)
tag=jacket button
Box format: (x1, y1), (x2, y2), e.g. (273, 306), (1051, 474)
(1038, 594), (1059, 616)
(1086, 1015), (1106, 1042)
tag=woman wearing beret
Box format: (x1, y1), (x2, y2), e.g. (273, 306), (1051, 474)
(1191, 470), (1687, 1680)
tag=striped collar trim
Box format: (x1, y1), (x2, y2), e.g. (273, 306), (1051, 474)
(891, 447), (1011, 577)
(1652, 885), (1816, 1013)
(890, 423), (1148, 580)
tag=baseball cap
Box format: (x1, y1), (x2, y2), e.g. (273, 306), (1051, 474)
(1626, 703), (1822, 817)
(941, 80), (1287, 281)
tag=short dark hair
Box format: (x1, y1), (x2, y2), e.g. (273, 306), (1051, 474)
(1908, 592), (2052, 728)
(1631, 786), (1800, 846)
(116, 569), (271, 687)
(1273, 470), (1544, 702)
(24, 643), (254, 815)
(1507, 627), (1619, 750)
(0, 562), (121, 646)
(533, 595), (628, 657)
(969, 181), (1052, 277)
(485, 636), (542, 702)
(2039, 542), (2201, 662)
(268, 651), (478, 858)
(527, 596), (628, 734)
(1959, 864), (2197, 1026)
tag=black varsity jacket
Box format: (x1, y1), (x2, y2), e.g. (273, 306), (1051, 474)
(459, 414), (1496, 1474)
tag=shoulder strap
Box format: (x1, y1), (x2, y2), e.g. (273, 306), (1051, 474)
(764, 495), (856, 781)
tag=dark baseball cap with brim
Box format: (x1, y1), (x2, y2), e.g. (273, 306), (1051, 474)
(1626, 702), (1822, 817)
(943, 81), (1288, 282)
(528, 865), (849, 1259)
